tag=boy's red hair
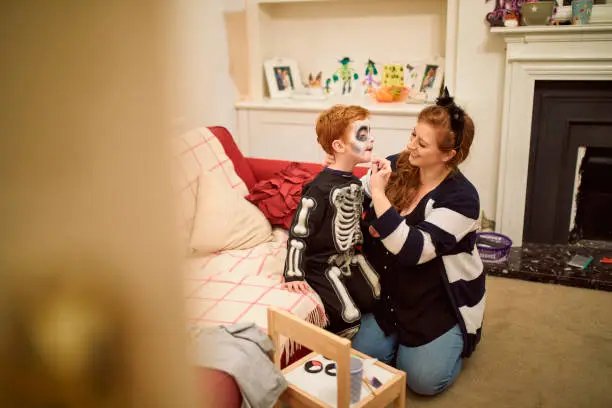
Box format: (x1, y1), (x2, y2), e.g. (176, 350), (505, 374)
(315, 105), (370, 155)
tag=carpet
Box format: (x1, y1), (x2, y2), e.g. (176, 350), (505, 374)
(404, 276), (612, 408)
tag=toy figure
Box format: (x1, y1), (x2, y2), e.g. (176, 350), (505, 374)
(362, 59), (381, 94)
(308, 72), (323, 88)
(504, 10), (520, 26)
(486, 0), (558, 27)
(304, 72), (322, 89)
(332, 57), (359, 95)
(323, 78), (333, 94)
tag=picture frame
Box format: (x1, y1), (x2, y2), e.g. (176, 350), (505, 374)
(263, 57), (304, 99)
(404, 57), (445, 102)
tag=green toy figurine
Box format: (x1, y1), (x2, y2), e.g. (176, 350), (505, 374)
(332, 57), (359, 95)
(324, 78), (333, 94)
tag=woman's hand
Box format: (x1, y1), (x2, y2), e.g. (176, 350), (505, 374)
(371, 157), (391, 173)
(323, 154), (335, 167)
(281, 280), (310, 295)
(370, 160), (392, 194)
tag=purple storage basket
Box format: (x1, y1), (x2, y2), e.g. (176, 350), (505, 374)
(476, 232), (513, 264)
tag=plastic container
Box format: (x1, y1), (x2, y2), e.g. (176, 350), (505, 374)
(520, 1), (555, 26)
(349, 357), (363, 403)
(476, 232), (513, 264)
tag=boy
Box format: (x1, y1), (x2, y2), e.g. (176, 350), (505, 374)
(282, 104), (381, 339)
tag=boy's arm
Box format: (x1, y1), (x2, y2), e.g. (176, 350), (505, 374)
(282, 186), (326, 286)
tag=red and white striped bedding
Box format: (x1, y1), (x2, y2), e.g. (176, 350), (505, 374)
(177, 127), (328, 358)
(185, 229), (327, 357)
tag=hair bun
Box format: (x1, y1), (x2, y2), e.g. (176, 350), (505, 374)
(436, 87), (455, 107)
(436, 87), (465, 150)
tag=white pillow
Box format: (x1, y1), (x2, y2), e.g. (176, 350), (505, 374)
(189, 169), (272, 256)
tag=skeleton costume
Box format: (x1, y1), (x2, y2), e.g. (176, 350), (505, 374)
(283, 168), (380, 339)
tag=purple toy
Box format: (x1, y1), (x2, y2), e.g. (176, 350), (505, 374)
(485, 0), (558, 27)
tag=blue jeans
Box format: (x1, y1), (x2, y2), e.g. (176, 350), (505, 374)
(352, 313), (464, 396)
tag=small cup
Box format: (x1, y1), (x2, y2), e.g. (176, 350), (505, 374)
(349, 357), (363, 403)
(572, 0), (594, 25)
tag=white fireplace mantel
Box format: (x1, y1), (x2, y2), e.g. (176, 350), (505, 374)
(492, 24), (612, 246)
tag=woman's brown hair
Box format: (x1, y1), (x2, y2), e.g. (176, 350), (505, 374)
(385, 105), (475, 211)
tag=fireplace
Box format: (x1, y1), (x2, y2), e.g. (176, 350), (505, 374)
(523, 80), (612, 244)
(570, 146), (612, 242)
(492, 24), (612, 246)
(487, 26), (612, 291)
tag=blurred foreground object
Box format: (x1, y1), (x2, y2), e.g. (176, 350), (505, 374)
(0, 1), (200, 407)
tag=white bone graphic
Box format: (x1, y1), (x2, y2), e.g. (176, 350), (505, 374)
(337, 325), (359, 340)
(286, 239), (305, 278)
(292, 197), (315, 237)
(331, 184), (363, 252)
(326, 266), (359, 323)
(328, 253), (352, 277)
(351, 254), (381, 298)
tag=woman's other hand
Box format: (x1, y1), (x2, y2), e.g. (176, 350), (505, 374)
(323, 154), (335, 167)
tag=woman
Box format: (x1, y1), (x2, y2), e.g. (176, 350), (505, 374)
(353, 90), (485, 396)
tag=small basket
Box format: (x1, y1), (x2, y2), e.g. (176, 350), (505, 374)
(476, 232), (512, 264)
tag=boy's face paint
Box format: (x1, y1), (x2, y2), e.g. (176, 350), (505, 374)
(348, 119), (374, 162)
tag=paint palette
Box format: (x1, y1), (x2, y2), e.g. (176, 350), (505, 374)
(283, 354), (395, 407)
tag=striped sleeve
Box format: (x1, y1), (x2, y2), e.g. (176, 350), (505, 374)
(370, 186), (479, 267)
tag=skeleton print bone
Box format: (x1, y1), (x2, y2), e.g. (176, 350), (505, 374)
(331, 184), (364, 253)
(351, 254), (381, 298)
(292, 197), (315, 236)
(286, 239), (305, 278)
(326, 266), (360, 323)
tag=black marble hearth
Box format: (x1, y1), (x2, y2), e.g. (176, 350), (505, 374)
(484, 242), (612, 292)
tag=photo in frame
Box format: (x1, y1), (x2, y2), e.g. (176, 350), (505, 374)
(264, 57), (304, 99)
(404, 57), (445, 102)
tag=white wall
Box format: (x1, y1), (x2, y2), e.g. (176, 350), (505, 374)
(175, 0), (237, 135)
(454, 2), (507, 220)
(192, 0), (506, 220)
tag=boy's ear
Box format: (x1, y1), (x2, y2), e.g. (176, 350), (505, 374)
(331, 139), (346, 154)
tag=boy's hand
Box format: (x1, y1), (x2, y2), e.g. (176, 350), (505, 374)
(323, 154), (335, 167)
(282, 280), (311, 295)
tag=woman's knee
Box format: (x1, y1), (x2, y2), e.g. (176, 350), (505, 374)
(403, 360), (461, 396)
(396, 326), (464, 396)
(351, 314), (397, 364)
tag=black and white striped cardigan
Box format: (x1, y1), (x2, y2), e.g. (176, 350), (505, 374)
(361, 154), (485, 357)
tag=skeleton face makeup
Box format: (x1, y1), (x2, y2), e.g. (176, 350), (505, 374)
(347, 119), (374, 162)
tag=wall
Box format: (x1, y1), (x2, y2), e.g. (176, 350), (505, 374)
(453, 2), (506, 220)
(208, 0), (506, 219)
(175, 0), (238, 135)
(260, 0), (447, 89)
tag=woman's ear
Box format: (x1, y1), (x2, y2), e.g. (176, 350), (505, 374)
(442, 149), (457, 164)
